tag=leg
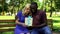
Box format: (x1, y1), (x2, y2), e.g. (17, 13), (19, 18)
(31, 28), (39, 34)
(20, 33), (24, 34)
(42, 26), (52, 34)
(23, 29), (30, 34)
(14, 28), (24, 34)
(26, 33), (30, 34)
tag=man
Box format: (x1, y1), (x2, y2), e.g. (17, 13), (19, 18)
(30, 2), (52, 34)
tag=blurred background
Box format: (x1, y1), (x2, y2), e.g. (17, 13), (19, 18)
(0, 0), (60, 34)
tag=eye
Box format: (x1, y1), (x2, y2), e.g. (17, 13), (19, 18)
(26, 8), (30, 10)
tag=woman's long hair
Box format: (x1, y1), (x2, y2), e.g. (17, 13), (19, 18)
(22, 4), (30, 13)
(22, 3), (31, 15)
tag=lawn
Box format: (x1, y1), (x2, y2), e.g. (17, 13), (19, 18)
(0, 16), (15, 20)
(47, 12), (60, 32)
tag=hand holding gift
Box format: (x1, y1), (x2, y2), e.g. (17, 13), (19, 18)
(25, 16), (33, 26)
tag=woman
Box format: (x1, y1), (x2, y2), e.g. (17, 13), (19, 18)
(14, 4), (31, 34)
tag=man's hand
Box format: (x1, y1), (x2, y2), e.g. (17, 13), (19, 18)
(32, 23), (46, 28)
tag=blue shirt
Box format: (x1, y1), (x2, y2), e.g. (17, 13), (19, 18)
(15, 11), (28, 30)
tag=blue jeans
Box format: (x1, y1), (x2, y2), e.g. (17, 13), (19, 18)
(31, 26), (52, 34)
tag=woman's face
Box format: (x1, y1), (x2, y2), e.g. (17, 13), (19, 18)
(24, 7), (30, 15)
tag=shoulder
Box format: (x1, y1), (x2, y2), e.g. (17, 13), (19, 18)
(16, 10), (22, 16)
(17, 10), (22, 14)
(17, 10), (23, 16)
(38, 10), (46, 14)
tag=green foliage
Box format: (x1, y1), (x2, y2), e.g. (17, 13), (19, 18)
(0, 0), (56, 13)
(0, 6), (2, 12)
(0, 0), (46, 13)
(0, 0), (8, 12)
(55, 0), (60, 9)
(4, 3), (8, 12)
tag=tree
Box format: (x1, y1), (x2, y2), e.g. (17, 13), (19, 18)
(55, 0), (60, 9)
(0, 0), (8, 12)
(0, 6), (2, 12)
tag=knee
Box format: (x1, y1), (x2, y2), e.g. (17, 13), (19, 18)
(43, 26), (52, 34)
(45, 30), (52, 34)
(20, 33), (24, 34)
(27, 33), (30, 34)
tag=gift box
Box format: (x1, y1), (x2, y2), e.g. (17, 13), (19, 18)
(25, 16), (33, 26)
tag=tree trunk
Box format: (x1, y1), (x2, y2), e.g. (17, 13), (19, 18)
(2, 0), (4, 15)
(50, 11), (52, 17)
(50, 1), (52, 17)
(18, 0), (20, 11)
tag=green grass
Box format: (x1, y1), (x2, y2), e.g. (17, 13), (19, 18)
(1, 31), (14, 34)
(47, 13), (60, 32)
(0, 16), (15, 20)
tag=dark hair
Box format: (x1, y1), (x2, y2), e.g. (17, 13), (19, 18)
(31, 2), (38, 8)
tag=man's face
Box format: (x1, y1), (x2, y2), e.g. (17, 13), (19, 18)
(30, 4), (37, 13)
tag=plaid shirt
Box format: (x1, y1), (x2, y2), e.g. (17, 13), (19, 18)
(32, 10), (47, 27)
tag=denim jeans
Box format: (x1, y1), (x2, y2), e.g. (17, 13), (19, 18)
(31, 26), (52, 34)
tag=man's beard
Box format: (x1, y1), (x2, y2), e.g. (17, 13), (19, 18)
(31, 9), (37, 14)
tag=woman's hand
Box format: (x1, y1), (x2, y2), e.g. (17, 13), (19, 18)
(21, 23), (27, 27)
(15, 16), (27, 27)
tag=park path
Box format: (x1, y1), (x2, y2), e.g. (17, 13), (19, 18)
(53, 32), (60, 34)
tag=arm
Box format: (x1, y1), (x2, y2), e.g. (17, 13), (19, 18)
(38, 11), (47, 27)
(33, 11), (47, 27)
(15, 16), (27, 27)
(15, 16), (23, 25)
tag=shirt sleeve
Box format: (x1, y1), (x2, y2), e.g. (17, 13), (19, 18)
(41, 11), (47, 24)
(15, 11), (22, 20)
(16, 11), (22, 18)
